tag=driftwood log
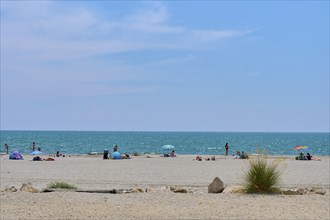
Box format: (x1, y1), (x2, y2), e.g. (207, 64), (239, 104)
(42, 188), (143, 194)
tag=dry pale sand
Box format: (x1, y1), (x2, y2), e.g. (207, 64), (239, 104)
(1, 154), (329, 220)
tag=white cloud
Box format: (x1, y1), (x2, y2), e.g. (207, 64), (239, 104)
(1, 1), (254, 61)
(1, 1), (255, 99)
(143, 54), (197, 68)
(124, 3), (184, 34)
(191, 29), (254, 42)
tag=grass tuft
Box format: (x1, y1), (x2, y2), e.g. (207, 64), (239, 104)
(47, 182), (77, 190)
(241, 149), (284, 194)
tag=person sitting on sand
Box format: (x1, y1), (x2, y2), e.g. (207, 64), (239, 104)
(103, 149), (109, 159)
(56, 151), (65, 157)
(233, 150), (241, 159)
(110, 145), (123, 159)
(297, 152), (304, 160)
(306, 153), (312, 160)
(170, 150), (176, 157)
(195, 156), (202, 161)
(240, 151), (248, 159)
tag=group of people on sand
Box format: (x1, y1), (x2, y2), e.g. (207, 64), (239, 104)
(225, 143), (249, 159)
(194, 143), (249, 161)
(195, 155), (216, 161)
(295, 152), (314, 160)
(4, 142), (67, 161)
(163, 150), (176, 158)
(103, 145), (131, 160)
(233, 150), (249, 159)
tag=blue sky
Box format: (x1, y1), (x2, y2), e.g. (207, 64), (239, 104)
(1, 1), (329, 132)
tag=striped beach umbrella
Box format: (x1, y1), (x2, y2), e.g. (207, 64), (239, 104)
(293, 146), (309, 151)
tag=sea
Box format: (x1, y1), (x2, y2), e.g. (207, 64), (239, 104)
(0, 131), (329, 156)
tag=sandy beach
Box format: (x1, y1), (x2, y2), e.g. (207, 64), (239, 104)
(1, 154), (329, 219)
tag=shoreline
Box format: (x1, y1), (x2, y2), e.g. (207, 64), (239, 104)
(1, 152), (329, 157)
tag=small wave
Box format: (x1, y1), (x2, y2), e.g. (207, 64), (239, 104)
(207, 147), (222, 150)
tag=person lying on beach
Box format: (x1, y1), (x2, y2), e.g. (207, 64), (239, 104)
(33, 156), (55, 161)
(122, 154), (131, 159)
(195, 156), (202, 161)
(43, 157), (55, 161)
(203, 156), (216, 161)
(306, 153), (321, 161)
(33, 156), (43, 161)
(163, 153), (170, 157)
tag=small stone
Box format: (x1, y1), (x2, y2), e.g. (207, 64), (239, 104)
(131, 188), (144, 193)
(170, 186), (188, 193)
(310, 187), (326, 195)
(20, 183), (39, 193)
(222, 185), (242, 193)
(5, 186), (17, 192)
(281, 189), (300, 195)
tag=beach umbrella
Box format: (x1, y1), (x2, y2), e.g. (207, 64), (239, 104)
(162, 145), (175, 150)
(293, 146), (309, 151)
(30, 150), (43, 155)
(112, 151), (122, 160)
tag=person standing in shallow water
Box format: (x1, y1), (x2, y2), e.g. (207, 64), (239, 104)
(5, 144), (9, 154)
(225, 143), (229, 156)
(31, 142), (36, 151)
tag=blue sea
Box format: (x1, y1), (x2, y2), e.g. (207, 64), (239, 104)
(0, 131), (329, 156)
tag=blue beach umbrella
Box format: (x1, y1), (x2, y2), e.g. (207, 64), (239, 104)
(112, 151), (122, 159)
(30, 150), (43, 155)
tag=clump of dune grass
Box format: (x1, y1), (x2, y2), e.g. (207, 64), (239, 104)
(47, 182), (77, 190)
(241, 150), (284, 194)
